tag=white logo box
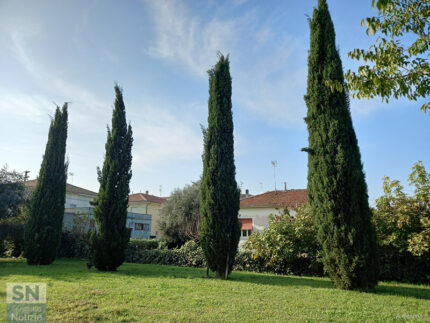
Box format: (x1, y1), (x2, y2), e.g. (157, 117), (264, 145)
(6, 283), (47, 304)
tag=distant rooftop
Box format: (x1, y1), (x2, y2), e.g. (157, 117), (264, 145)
(240, 189), (308, 208)
(25, 179), (97, 197)
(129, 192), (167, 204)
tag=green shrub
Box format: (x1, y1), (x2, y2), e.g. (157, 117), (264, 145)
(57, 231), (90, 259)
(0, 221), (25, 258)
(244, 204), (323, 276)
(176, 240), (206, 267)
(125, 239), (166, 262)
(129, 238), (160, 250)
(378, 247), (430, 283)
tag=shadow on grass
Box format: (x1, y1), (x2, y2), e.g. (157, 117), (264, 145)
(371, 284), (430, 301)
(1, 258), (429, 301)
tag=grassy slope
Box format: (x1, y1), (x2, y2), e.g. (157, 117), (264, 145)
(0, 258), (429, 322)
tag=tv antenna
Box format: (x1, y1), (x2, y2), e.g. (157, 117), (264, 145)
(271, 160), (277, 191)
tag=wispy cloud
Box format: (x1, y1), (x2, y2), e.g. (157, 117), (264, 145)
(5, 27), (203, 169)
(130, 105), (202, 169)
(0, 94), (53, 122)
(144, 0), (244, 77)
(144, 0), (308, 125)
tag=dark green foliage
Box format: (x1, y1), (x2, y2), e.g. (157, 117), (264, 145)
(159, 181), (200, 247)
(24, 104), (68, 265)
(0, 221), (25, 257)
(199, 54), (240, 278)
(304, 0), (378, 289)
(0, 165), (26, 220)
(57, 231), (90, 259)
(89, 85), (133, 271)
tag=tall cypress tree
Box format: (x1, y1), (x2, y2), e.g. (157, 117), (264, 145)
(304, 0), (378, 289)
(25, 104), (68, 265)
(199, 54), (240, 279)
(89, 84), (133, 272)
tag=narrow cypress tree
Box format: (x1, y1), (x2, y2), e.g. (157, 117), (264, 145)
(25, 104), (68, 265)
(199, 54), (240, 279)
(89, 84), (133, 271)
(304, 0), (378, 289)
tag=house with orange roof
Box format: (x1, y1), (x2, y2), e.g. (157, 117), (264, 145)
(238, 189), (308, 247)
(128, 191), (167, 239)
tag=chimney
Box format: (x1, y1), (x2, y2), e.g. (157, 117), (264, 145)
(145, 190), (149, 195)
(284, 182), (287, 191)
(245, 189), (249, 195)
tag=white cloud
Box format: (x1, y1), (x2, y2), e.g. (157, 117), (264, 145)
(0, 94), (53, 122)
(144, 0), (242, 77)
(144, 0), (308, 126)
(130, 104), (203, 169)
(5, 27), (204, 170)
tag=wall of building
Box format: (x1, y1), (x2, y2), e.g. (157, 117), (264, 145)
(238, 206), (298, 248)
(65, 193), (95, 208)
(63, 208), (152, 239)
(126, 213), (152, 239)
(128, 202), (163, 238)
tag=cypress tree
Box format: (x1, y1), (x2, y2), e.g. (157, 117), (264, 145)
(304, 0), (378, 289)
(89, 84), (133, 271)
(199, 54), (240, 279)
(25, 104), (68, 265)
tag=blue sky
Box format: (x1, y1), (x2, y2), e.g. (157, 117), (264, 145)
(1, 0), (429, 203)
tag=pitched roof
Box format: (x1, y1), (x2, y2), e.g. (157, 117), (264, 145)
(129, 193), (166, 204)
(25, 179), (97, 197)
(240, 189), (308, 208)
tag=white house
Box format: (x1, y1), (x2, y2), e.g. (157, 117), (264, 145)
(26, 179), (97, 208)
(25, 180), (153, 238)
(238, 189), (308, 247)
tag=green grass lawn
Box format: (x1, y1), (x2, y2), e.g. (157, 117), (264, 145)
(0, 258), (429, 322)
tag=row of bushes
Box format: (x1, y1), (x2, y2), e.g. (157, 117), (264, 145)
(54, 233), (319, 276)
(3, 230), (429, 283)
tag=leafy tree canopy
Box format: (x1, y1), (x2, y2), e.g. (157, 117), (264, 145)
(345, 0), (430, 111)
(0, 165), (26, 221)
(159, 181), (200, 247)
(374, 161), (430, 256)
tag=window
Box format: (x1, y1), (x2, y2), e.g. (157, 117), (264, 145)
(242, 229), (253, 237)
(135, 223), (150, 231)
(135, 223), (144, 230)
(239, 218), (253, 237)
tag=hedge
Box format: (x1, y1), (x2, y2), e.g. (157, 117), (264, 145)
(3, 231), (429, 283)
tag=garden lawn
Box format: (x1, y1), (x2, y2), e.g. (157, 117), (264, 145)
(0, 258), (429, 322)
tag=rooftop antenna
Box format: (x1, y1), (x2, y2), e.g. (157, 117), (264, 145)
(23, 170), (30, 184)
(159, 185), (162, 197)
(68, 172), (74, 184)
(259, 182), (263, 193)
(271, 160), (277, 191)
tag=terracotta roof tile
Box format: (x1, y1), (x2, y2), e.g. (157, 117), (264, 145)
(240, 189), (308, 208)
(25, 179), (97, 197)
(129, 193), (166, 204)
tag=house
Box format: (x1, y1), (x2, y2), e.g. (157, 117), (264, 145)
(238, 189), (308, 247)
(25, 180), (152, 239)
(128, 191), (167, 239)
(26, 179), (97, 209)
